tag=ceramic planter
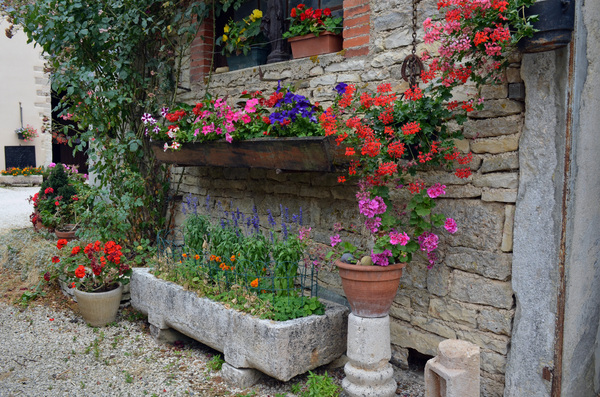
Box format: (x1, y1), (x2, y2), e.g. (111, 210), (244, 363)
(55, 224), (78, 241)
(226, 45), (270, 71)
(74, 283), (123, 327)
(288, 32), (343, 59)
(518, 0), (575, 53)
(130, 268), (349, 383)
(336, 260), (406, 318)
(151, 136), (346, 172)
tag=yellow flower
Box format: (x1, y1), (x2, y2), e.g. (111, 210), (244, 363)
(252, 9), (262, 20)
(224, 24), (230, 33)
(222, 34), (228, 42)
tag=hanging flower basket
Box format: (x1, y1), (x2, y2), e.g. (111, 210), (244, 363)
(150, 136), (346, 171)
(288, 32), (343, 59)
(518, 0), (575, 53)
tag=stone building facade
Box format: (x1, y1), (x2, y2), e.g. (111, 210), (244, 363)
(167, 1), (600, 396)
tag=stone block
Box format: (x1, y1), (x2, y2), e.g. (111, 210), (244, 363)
(444, 185), (482, 199)
(390, 344), (409, 369)
(346, 314), (391, 368)
(309, 74), (337, 87)
(471, 134), (520, 154)
(449, 270), (514, 309)
(506, 67), (523, 83)
(324, 59), (366, 73)
(390, 319), (445, 356)
(131, 268), (348, 381)
(480, 349), (507, 374)
(481, 152), (519, 173)
(454, 328), (511, 355)
(221, 363), (263, 388)
(472, 172), (518, 189)
(373, 11), (409, 32)
(428, 297), (478, 327)
(411, 314), (457, 340)
(425, 339), (480, 397)
(481, 372), (505, 397)
(501, 205), (515, 252)
(481, 188), (517, 203)
(0, 175), (43, 186)
(443, 247), (512, 281)
(390, 297), (411, 322)
(468, 99), (524, 119)
(362, 69), (391, 81)
(384, 28), (412, 49)
(427, 264), (452, 297)
(453, 139), (470, 153)
(436, 200), (505, 251)
(480, 84), (508, 100)
(337, 73), (361, 83)
(478, 308), (514, 336)
(399, 261), (428, 289)
(463, 115), (522, 139)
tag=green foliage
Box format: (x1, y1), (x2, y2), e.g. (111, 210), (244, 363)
(206, 354), (225, 371)
(35, 164), (82, 229)
(216, 9), (264, 56)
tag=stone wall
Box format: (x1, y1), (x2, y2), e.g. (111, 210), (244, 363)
(171, 1), (525, 395)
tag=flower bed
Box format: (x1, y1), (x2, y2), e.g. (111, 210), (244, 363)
(130, 268), (349, 383)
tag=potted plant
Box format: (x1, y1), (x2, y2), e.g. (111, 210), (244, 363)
(283, 4), (343, 59)
(131, 199), (348, 382)
(321, 81), (472, 317)
(215, 9), (269, 71)
(15, 125), (39, 141)
(32, 163), (84, 234)
(53, 238), (132, 326)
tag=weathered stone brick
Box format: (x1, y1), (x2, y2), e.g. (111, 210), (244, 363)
(481, 152), (519, 173)
(390, 320), (446, 356)
(309, 74), (337, 87)
(384, 28), (412, 49)
(449, 270), (514, 309)
(362, 69), (391, 81)
(399, 261), (428, 289)
(398, 288), (429, 314)
(470, 99), (524, 118)
(506, 67), (523, 83)
(372, 11), (409, 32)
(478, 307), (514, 336)
(463, 114), (522, 139)
(411, 313), (457, 339)
(481, 349), (508, 374)
(473, 172), (519, 189)
(471, 134), (520, 154)
(481, 188), (517, 203)
(480, 84), (508, 99)
(453, 138), (470, 153)
(309, 66), (324, 76)
(501, 205), (515, 252)
(436, 200), (505, 251)
(428, 297), (478, 327)
(446, 246), (511, 280)
(337, 73), (361, 82)
(481, 374), (505, 397)
(324, 59), (365, 73)
(427, 264), (451, 297)
(455, 328), (511, 355)
(299, 185), (332, 199)
(390, 298), (411, 322)
(444, 185), (483, 199)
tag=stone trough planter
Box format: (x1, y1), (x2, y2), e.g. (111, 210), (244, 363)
(130, 268), (349, 385)
(0, 175), (42, 186)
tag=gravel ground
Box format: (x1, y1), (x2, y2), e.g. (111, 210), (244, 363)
(0, 187), (426, 397)
(0, 186), (38, 231)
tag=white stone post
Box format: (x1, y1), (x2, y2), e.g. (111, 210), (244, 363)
(424, 339), (480, 397)
(342, 313), (397, 397)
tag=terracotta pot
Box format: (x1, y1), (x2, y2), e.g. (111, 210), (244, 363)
(336, 260), (406, 318)
(288, 31), (343, 59)
(74, 283), (123, 327)
(55, 224), (78, 241)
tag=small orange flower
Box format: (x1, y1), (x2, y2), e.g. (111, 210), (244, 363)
(210, 255), (216, 261)
(250, 278), (259, 288)
(215, 256), (221, 262)
(182, 253), (187, 258)
(195, 254), (200, 260)
(230, 255), (236, 262)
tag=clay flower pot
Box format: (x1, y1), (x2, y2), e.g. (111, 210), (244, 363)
(74, 283), (123, 327)
(287, 31), (343, 59)
(336, 260), (406, 318)
(55, 224), (78, 241)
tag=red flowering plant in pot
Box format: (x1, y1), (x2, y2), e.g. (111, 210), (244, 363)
(321, 80), (473, 271)
(283, 4), (343, 58)
(50, 239), (132, 293)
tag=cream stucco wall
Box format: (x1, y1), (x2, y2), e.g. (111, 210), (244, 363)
(0, 16), (52, 170)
